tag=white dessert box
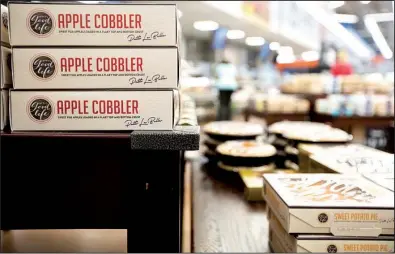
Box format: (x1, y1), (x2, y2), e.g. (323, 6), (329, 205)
(263, 174), (394, 237)
(310, 153), (394, 174)
(269, 208), (394, 253)
(12, 47), (179, 89)
(9, 90), (179, 131)
(1, 46), (12, 88)
(8, 2), (179, 46)
(1, 4), (9, 44)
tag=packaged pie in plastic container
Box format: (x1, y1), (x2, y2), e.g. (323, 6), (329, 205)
(203, 121), (264, 142)
(216, 140), (276, 168)
(267, 121), (330, 139)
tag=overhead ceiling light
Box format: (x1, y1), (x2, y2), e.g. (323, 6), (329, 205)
(365, 13), (394, 22)
(360, 1), (371, 4)
(277, 46), (295, 63)
(193, 21), (219, 31)
(245, 37), (265, 46)
(335, 14), (359, 23)
(177, 9), (183, 18)
(301, 51), (320, 61)
(79, 1), (104, 3)
(297, 2), (373, 59)
(269, 42), (280, 51)
(277, 54), (296, 64)
(364, 16), (393, 59)
(278, 46), (293, 55)
(226, 30), (245, 40)
(328, 1), (344, 9)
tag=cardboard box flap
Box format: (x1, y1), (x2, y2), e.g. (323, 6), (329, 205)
(1, 46), (12, 88)
(268, 209), (296, 252)
(173, 89), (180, 126)
(1, 89), (9, 130)
(1, 4), (9, 45)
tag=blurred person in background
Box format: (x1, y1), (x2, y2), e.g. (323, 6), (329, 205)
(331, 49), (353, 76)
(215, 58), (238, 120)
(257, 52), (281, 92)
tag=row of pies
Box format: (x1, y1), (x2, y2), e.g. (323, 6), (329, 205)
(202, 121), (277, 173)
(267, 121), (353, 169)
(202, 121), (353, 173)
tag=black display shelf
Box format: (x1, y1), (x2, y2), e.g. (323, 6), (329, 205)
(0, 127), (200, 253)
(0, 131), (130, 139)
(130, 126), (200, 150)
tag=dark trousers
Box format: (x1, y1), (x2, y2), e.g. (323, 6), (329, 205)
(217, 90), (233, 121)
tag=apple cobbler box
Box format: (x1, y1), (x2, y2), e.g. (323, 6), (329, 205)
(1, 46), (12, 88)
(263, 174), (394, 236)
(8, 2), (179, 46)
(1, 89), (8, 130)
(269, 208), (394, 253)
(9, 90), (179, 131)
(12, 47), (179, 89)
(310, 153), (394, 174)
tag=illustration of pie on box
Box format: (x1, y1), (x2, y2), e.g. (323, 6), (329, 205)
(263, 174), (394, 236)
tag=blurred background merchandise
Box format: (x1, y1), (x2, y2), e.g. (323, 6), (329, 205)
(159, 0), (394, 153)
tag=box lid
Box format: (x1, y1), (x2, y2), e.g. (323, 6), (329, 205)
(311, 153), (394, 174)
(263, 174), (394, 209)
(362, 173), (394, 192)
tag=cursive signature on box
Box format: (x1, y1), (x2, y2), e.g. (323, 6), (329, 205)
(127, 31), (166, 42)
(125, 117), (163, 128)
(129, 74), (167, 86)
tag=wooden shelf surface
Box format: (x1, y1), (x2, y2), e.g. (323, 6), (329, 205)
(192, 162), (269, 252)
(1, 230), (127, 253)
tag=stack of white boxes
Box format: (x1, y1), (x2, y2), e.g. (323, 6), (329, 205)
(263, 173), (394, 253)
(1, 4), (12, 131)
(8, 2), (180, 131)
